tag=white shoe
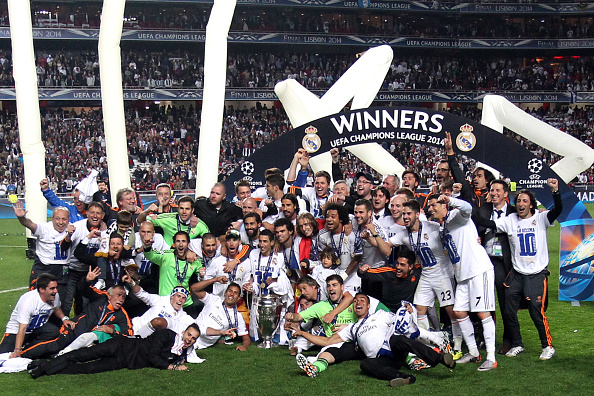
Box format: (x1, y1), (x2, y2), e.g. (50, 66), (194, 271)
(539, 346), (555, 360)
(505, 346), (524, 357)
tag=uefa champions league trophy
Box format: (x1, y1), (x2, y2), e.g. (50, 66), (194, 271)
(256, 294), (281, 348)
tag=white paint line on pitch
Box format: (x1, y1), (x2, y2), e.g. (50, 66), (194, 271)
(0, 286), (28, 294)
(0, 245), (28, 248)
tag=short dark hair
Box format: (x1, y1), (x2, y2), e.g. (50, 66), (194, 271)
(402, 169), (420, 184)
(297, 275), (319, 288)
(426, 193), (441, 202)
(281, 193), (299, 211)
(178, 196), (195, 206)
(274, 217), (294, 233)
(226, 282), (241, 294)
(110, 233), (124, 243)
(439, 180), (454, 192)
(244, 212), (262, 224)
(87, 201), (105, 213)
(403, 199), (421, 213)
(235, 180), (251, 194)
(202, 232), (216, 242)
(36, 273), (57, 290)
(372, 186), (390, 200)
(353, 292), (370, 304)
(185, 322), (200, 336)
(396, 248), (416, 265)
(116, 210), (132, 226)
(266, 173), (285, 190)
(326, 274), (344, 285)
(324, 203), (349, 225)
(173, 231), (190, 243)
(259, 228), (275, 242)
(490, 179), (510, 193)
(354, 199), (372, 212)
(314, 170), (331, 184)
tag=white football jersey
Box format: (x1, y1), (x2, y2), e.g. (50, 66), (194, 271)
(495, 211), (552, 275)
(388, 220), (454, 279)
(132, 288), (189, 334)
(318, 229), (359, 290)
(194, 293), (248, 349)
(5, 290), (61, 334)
(33, 221), (70, 265)
(204, 254), (251, 299)
(338, 310), (396, 358)
(443, 198), (492, 282)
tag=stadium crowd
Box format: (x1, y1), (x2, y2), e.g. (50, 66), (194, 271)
(3, 3), (591, 40)
(0, 103), (593, 200)
(1, 50), (594, 92)
(1, 128), (562, 383)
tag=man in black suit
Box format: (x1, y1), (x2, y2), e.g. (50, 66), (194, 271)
(28, 324), (200, 377)
(473, 179), (516, 354)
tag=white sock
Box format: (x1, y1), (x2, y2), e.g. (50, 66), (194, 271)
(135, 322), (155, 338)
(58, 332), (98, 356)
(417, 328), (442, 347)
(458, 316), (479, 357)
(451, 319), (463, 351)
(417, 315), (430, 330)
(481, 316), (496, 362)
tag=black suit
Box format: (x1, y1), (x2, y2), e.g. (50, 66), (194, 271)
(39, 329), (186, 375)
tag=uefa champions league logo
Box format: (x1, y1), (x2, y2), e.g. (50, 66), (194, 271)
(527, 158), (543, 174)
(241, 161), (255, 176)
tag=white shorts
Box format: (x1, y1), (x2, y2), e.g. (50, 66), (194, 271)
(453, 269), (495, 313)
(413, 275), (455, 308)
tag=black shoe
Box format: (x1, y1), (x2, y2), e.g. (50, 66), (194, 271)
(27, 361), (45, 379)
(442, 353), (456, 370)
(389, 374), (416, 387)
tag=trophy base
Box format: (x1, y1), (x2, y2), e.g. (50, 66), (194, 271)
(257, 341), (279, 349)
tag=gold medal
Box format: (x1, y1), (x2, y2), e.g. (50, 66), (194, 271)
(260, 282), (266, 288)
(336, 258), (341, 266)
(286, 269), (293, 277)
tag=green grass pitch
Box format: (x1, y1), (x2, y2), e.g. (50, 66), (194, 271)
(1, 213), (593, 395)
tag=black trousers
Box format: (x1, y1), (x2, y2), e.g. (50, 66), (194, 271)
(504, 268), (552, 348)
(325, 341), (365, 364)
(43, 337), (130, 375)
(0, 321), (60, 354)
(30, 261), (68, 303)
(491, 256), (512, 346)
(360, 335), (444, 381)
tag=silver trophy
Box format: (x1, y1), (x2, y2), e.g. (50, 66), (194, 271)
(256, 294), (281, 348)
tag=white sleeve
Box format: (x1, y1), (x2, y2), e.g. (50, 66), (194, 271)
(337, 323), (353, 342)
(236, 311), (248, 336)
(448, 197), (472, 218)
(33, 222), (48, 239)
(134, 288), (161, 307)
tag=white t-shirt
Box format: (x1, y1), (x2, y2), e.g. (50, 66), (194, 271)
(69, 219), (103, 271)
(194, 293), (248, 349)
(33, 221), (70, 265)
(132, 288), (189, 334)
(443, 198), (492, 282)
(134, 232), (169, 277)
(5, 290), (61, 334)
(248, 249), (284, 293)
(337, 310), (396, 358)
(204, 254), (251, 299)
(495, 211), (552, 275)
(378, 216), (405, 239)
(388, 220), (454, 279)
(311, 265), (347, 300)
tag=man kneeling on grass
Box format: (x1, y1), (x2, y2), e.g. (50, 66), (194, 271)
(293, 293), (455, 387)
